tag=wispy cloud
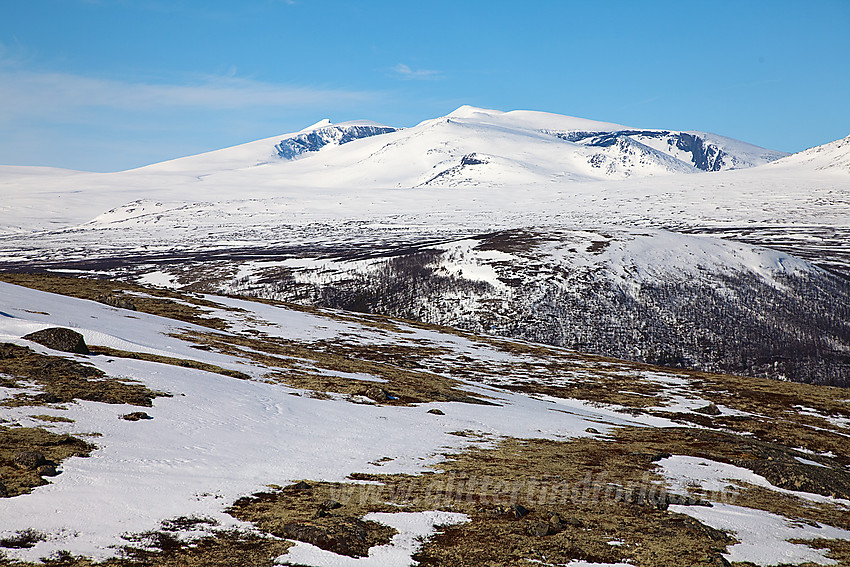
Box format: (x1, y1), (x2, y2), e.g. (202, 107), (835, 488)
(0, 70), (374, 122)
(0, 67), (383, 170)
(393, 63), (443, 81)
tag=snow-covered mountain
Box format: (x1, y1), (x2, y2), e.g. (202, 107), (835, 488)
(0, 105), (832, 237)
(559, 128), (784, 172)
(768, 134), (850, 172)
(131, 105), (785, 187)
(0, 106), (847, 385)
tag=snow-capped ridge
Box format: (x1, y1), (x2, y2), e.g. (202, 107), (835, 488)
(447, 105), (504, 119)
(542, 128), (786, 172)
(769, 134), (850, 172)
(299, 118), (333, 132)
(444, 105), (629, 134)
(0, 104), (836, 236)
(274, 122), (399, 160)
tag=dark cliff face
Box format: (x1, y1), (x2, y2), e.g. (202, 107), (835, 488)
(554, 130), (732, 172)
(674, 133), (726, 171)
(275, 126), (398, 160)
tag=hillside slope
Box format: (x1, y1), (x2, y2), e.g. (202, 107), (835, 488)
(0, 275), (849, 566)
(217, 227), (850, 386)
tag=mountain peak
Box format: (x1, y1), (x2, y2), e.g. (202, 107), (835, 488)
(299, 118), (333, 132)
(770, 134), (850, 172)
(447, 105), (504, 119)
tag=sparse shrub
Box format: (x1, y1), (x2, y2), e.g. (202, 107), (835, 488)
(0, 528), (45, 549)
(233, 247), (850, 386)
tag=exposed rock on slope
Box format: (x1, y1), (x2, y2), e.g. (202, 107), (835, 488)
(275, 123), (398, 160)
(22, 327), (89, 355)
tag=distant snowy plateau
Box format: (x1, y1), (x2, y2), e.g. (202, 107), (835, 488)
(1, 106), (849, 384)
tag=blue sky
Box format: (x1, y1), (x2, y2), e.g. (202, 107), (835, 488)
(1, 0), (848, 171)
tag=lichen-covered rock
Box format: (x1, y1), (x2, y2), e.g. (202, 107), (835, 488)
(36, 464), (58, 477)
(121, 412), (153, 421)
(281, 517), (386, 557)
(364, 387), (396, 402)
(22, 328), (89, 355)
(95, 294), (137, 311)
(694, 403), (721, 416)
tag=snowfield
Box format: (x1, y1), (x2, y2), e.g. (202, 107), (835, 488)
(0, 106), (845, 279)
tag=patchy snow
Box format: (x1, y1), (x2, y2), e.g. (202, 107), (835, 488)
(276, 511), (469, 566)
(794, 405), (850, 430)
(795, 456), (828, 468)
(0, 105), (848, 564)
(429, 238), (512, 289)
(0, 280), (664, 562)
(0, 350), (609, 561)
(0, 282), (253, 374)
(669, 502), (850, 566)
(658, 455), (850, 507)
(659, 455), (850, 564)
(136, 270), (179, 288)
(564, 562), (634, 567)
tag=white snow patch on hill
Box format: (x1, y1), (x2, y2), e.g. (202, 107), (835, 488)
(278, 511), (470, 567)
(0, 281), (661, 562)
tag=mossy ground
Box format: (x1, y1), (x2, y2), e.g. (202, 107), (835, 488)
(0, 426), (93, 498)
(1, 274), (849, 566)
(0, 343), (165, 408)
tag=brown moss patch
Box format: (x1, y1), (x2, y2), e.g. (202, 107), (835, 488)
(229, 431), (739, 567)
(90, 345), (251, 381)
(0, 426), (93, 498)
(229, 426), (849, 566)
(0, 273), (231, 331)
(29, 415), (75, 424)
(230, 482), (396, 558)
(608, 428), (850, 534)
(0, 528), (292, 567)
(177, 330), (494, 406)
(0, 343), (166, 407)
(641, 371), (850, 469)
(691, 369), (850, 420)
(5, 426), (847, 565)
